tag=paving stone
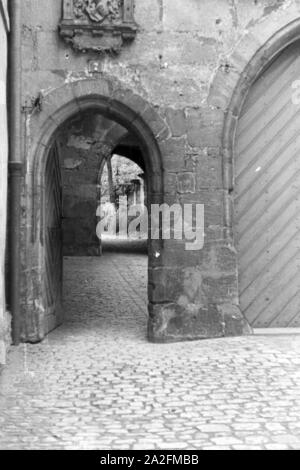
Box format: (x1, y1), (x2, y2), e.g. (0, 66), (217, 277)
(232, 423), (262, 431)
(212, 437), (243, 446)
(265, 443), (290, 450)
(0, 254), (300, 449)
(197, 424), (231, 433)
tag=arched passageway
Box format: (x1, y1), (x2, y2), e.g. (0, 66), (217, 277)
(24, 91), (163, 343)
(99, 152), (148, 254)
(43, 109), (155, 337)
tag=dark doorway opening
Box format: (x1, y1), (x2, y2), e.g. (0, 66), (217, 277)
(44, 110), (149, 337)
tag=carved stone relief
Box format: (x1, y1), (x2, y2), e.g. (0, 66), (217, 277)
(59, 0), (137, 53)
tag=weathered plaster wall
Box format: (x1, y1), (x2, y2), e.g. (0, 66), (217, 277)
(0, 0), (10, 364)
(20, 0), (300, 342)
(21, 0), (297, 106)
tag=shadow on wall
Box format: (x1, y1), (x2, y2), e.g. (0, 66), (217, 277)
(101, 237), (148, 254)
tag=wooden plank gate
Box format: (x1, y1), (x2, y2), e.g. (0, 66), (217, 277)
(44, 143), (63, 331)
(235, 41), (300, 328)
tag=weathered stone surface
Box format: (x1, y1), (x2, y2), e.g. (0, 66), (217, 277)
(17, 0), (300, 344)
(202, 274), (238, 303)
(186, 107), (224, 148)
(148, 302), (224, 342)
(219, 303), (253, 337)
(141, 105), (169, 141)
(149, 265), (243, 342)
(201, 243), (237, 273)
(195, 147), (223, 190)
(178, 190), (225, 228)
(1, 256), (299, 450)
(177, 173), (196, 194)
(160, 137), (187, 172)
(164, 172), (177, 195)
(59, 112), (127, 256)
(149, 267), (184, 303)
(165, 108), (186, 138)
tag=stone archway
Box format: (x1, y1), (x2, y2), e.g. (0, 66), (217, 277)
(234, 40), (300, 328)
(22, 79), (164, 343)
(209, 16), (300, 239)
(209, 17), (300, 326)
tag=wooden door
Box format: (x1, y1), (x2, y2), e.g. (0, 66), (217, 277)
(235, 41), (300, 327)
(44, 143), (63, 332)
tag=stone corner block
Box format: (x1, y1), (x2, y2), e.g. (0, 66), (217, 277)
(147, 302), (225, 343)
(218, 303), (253, 336)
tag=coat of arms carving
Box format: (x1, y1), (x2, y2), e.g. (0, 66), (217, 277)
(60, 0), (137, 53)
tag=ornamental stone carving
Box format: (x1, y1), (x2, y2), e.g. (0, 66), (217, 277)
(59, 0), (137, 53)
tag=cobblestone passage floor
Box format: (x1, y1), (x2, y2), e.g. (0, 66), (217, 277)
(1, 255), (300, 450)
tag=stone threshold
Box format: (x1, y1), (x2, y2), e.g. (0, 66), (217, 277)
(253, 328), (300, 336)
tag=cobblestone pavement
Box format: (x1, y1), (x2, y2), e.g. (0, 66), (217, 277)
(1, 254), (300, 450)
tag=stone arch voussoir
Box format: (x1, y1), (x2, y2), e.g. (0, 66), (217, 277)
(28, 78), (164, 192)
(209, 13), (300, 114)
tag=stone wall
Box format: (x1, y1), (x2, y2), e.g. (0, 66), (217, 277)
(57, 112), (128, 256)
(20, 0), (300, 342)
(0, 0), (10, 364)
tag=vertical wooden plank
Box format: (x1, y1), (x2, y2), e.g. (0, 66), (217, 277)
(44, 144), (63, 331)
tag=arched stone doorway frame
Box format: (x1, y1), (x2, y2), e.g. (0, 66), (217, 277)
(24, 78), (164, 343)
(207, 16), (300, 328)
(209, 16), (300, 241)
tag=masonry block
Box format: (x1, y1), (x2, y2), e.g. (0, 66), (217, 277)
(177, 172), (196, 194)
(194, 147), (223, 189)
(72, 78), (112, 103)
(148, 302), (224, 343)
(164, 172), (178, 195)
(179, 190), (225, 228)
(160, 137), (187, 172)
(202, 274), (238, 304)
(186, 107), (224, 147)
(148, 267), (182, 303)
(111, 89), (148, 116)
(165, 108), (187, 138)
(141, 106), (170, 141)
